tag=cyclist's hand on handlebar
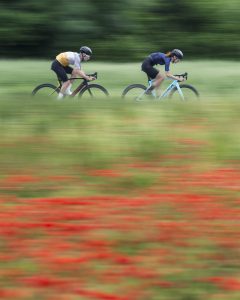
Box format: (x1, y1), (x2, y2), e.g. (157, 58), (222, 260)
(178, 76), (185, 82)
(87, 76), (96, 81)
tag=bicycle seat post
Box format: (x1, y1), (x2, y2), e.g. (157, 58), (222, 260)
(57, 77), (62, 88)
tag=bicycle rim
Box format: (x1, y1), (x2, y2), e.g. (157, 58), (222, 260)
(79, 84), (109, 99)
(121, 84), (149, 101)
(32, 84), (60, 98)
(169, 84), (199, 102)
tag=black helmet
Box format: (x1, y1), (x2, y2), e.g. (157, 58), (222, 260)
(80, 46), (92, 55)
(171, 49), (183, 59)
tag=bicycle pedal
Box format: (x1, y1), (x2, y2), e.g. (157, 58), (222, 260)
(145, 90), (152, 95)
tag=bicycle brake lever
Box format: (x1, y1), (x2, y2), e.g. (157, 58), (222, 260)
(87, 72), (97, 80)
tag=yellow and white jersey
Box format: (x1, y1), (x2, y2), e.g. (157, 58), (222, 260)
(56, 52), (81, 69)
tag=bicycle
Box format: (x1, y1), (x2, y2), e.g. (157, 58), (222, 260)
(32, 72), (109, 99)
(121, 72), (199, 101)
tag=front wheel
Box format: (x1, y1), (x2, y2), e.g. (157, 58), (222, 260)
(169, 84), (199, 101)
(121, 84), (148, 101)
(79, 84), (109, 99)
(32, 83), (60, 97)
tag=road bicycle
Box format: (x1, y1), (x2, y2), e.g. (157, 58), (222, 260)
(121, 72), (199, 101)
(32, 72), (109, 99)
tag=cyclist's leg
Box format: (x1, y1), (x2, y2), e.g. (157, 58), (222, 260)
(65, 67), (81, 93)
(51, 60), (70, 97)
(141, 59), (162, 95)
(63, 66), (74, 95)
(153, 72), (165, 97)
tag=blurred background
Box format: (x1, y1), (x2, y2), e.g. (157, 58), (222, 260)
(1, 2), (240, 300)
(0, 0), (240, 61)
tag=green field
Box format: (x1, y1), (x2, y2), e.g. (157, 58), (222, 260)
(0, 61), (240, 300)
(1, 59), (240, 97)
(0, 60), (240, 196)
(0, 96), (238, 195)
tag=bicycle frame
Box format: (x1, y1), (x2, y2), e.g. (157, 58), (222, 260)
(70, 80), (87, 97)
(57, 72), (97, 97)
(137, 72), (187, 101)
(32, 71), (111, 98)
(158, 80), (184, 100)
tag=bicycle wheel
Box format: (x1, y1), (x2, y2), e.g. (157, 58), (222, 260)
(32, 84), (60, 97)
(169, 84), (199, 101)
(79, 84), (109, 99)
(121, 84), (148, 101)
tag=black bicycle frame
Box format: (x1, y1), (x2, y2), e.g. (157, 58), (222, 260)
(57, 72), (98, 97)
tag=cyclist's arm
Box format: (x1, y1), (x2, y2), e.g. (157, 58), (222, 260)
(165, 71), (184, 81)
(73, 69), (94, 81)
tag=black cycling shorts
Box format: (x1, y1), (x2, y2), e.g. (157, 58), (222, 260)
(141, 57), (159, 79)
(51, 59), (73, 82)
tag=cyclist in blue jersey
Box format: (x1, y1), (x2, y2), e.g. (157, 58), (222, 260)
(141, 49), (184, 95)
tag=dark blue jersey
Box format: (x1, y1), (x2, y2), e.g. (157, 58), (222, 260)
(149, 52), (171, 72)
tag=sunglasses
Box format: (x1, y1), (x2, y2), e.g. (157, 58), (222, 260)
(83, 54), (91, 60)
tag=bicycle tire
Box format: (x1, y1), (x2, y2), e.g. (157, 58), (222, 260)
(32, 83), (60, 97)
(79, 84), (109, 98)
(169, 84), (199, 100)
(121, 84), (147, 99)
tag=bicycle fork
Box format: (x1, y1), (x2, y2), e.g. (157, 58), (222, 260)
(175, 82), (185, 100)
(159, 81), (185, 100)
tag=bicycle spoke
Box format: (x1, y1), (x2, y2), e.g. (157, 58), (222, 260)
(32, 84), (59, 98)
(86, 88), (94, 98)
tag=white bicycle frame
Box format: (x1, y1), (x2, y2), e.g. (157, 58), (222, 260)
(158, 80), (184, 100)
(136, 78), (185, 101)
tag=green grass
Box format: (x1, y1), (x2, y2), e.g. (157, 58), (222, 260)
(0, 59), (240, 197)
(0, 59), (240, 97)
(0, 95), (239, 197)
(0, 60), (240, 300)
(0, 60), (240, 176)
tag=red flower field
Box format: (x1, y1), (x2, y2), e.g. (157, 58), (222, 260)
(0, 100), (240, 300)
(1, 160), (240, 300)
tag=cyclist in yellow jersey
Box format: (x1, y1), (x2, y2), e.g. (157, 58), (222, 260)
(51, 46), (95, 99)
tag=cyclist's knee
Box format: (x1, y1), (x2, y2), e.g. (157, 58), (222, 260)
(154, 75), (165, 86)
(156, 73), (165, 81)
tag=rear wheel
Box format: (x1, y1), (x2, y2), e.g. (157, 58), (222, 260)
(121, 84), (148, 101)
(79, 84), (109, 99)
(169, 84), (199, 101)
(32, 84), (60, 98)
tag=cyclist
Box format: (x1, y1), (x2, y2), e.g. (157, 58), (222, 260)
(51, 46), (95, 99)
(141, 49), (184, 96)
